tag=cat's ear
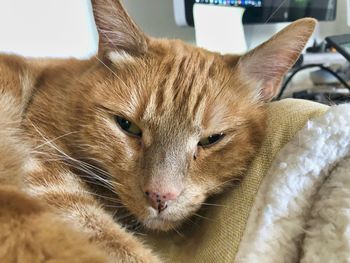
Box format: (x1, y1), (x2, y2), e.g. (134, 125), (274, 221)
(229, 18), (316, 102)
(91, 0), (148, 59)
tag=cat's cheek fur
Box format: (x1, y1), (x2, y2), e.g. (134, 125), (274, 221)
(111, 172), (205, 230)
(81, 93), (266, 231)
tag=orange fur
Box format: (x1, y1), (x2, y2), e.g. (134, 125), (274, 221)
(0, 0), (316, 262)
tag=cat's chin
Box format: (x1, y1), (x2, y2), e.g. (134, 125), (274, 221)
(141, 217), (182, 231)
(138, 207), (185, 231)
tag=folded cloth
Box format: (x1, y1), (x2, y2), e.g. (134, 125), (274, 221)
(146, 99), (328, 262)
(236, 103), (350, 263)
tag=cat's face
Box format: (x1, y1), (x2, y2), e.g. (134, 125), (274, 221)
(72, 0), (316, 231)
(76, 39), (266, 230)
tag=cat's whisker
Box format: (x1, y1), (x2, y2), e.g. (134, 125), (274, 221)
(200, 202), (226, 208)
(34, 131), (78, 150)
(37, 151), (116, 189)
(94, 55), (130, 90)
(193, 213), (215, 222)
(127, 222), (147, 236)
(170, 225), (185, 238)
(208, 177), (241, 192)
(78, 178), (118, 193)
(28, 123), (123, 194)
(87, 192), (121, 203)
(76, 189), (121, 203)
(264, 0), (289, 24)
(36, 151), (119, 189)
(64, 163), (120, 193)
(132, 229), (146, 236)
(37, 156), (120, 194)
(116, 213), (136, 225)
(112, 207), (122, 219)
(103, 204), (126, 209)
(51, 143), (120, 185)
(184, 216), (200, 227)
(74, 158), (117, 182)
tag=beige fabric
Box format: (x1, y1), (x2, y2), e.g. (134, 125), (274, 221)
(146, 99), (329, 262)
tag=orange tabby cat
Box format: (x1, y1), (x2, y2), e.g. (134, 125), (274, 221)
(0, 0), (316, 262)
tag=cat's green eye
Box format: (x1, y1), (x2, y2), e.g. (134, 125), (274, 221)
(115, 116), (142, 137)
(198, 133), (225, 148)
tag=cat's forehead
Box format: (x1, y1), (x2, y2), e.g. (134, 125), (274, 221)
(100, 40), (241, 132)
(141, 42), (230, 127)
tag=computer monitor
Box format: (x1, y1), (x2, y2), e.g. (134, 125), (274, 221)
(174, 0), (337, 27)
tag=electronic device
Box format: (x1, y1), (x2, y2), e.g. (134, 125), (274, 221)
(292, 89), (350, 105)
(326, 34), (350, 62)
(173, 0), (337, 27)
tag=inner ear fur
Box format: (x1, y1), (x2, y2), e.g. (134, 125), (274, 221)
(226, 18), (317, 102)
(91, 0), (148, 58)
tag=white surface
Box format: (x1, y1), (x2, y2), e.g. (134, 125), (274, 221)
(0, 0), (97, 58)
(193, 4), (247, 54)
(302, 53), (347, 66)
(236, 104), (350, 263)
(348, 0), (350, 26)
(122, 0), (195, 43)
(173, 0), (187, 27)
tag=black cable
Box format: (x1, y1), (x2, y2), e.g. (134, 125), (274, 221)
(276, 64), (350, 100)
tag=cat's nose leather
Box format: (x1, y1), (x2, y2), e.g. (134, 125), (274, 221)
(144, 190), (179, 213)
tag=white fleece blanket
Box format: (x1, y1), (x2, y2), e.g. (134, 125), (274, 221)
(235, 104), (350, 263)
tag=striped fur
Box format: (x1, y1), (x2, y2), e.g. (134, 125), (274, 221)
(0, 0), (316, 262)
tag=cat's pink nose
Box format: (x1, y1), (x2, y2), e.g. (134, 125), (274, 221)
(144, 189), (179, 213)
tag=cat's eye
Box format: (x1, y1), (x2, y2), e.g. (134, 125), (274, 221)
(115, 116), (142, 137)
(198, 133), (225, 148)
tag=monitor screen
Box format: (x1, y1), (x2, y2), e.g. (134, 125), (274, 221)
(176, 0), (337, 26)
(194, 0), (262, 7)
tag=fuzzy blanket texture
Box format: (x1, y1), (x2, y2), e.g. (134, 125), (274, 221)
(236, 103), (350, 263)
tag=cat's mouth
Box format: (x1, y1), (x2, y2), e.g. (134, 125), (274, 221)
(81, 161), (205, 231)
(139, 193), (205, 231)
(141, 207), (185, 231)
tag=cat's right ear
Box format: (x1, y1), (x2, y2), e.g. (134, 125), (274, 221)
(91, 0), (148, 59)
(225, 18), (316, 102)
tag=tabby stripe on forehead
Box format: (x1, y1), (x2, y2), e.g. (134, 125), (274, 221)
(146, 53), (215, 118)
(190, 58), (214, 119)
(191, 84), (207, 121)
(155, 78), (166, 113)
(172, 57), (203, 109)
(171, 58), (188, 103)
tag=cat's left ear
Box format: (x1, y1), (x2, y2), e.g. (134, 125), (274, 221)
(91, 0), (148, 59)
(226, 18), (316, 102)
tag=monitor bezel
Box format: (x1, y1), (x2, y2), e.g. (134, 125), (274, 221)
(176, 0), (337, 27)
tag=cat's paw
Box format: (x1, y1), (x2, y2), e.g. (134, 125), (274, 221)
(104, 234), (162, 263)
(0, 186), (109, 263)
(122, 250), (162, 263)
(108, 246), (162, 263)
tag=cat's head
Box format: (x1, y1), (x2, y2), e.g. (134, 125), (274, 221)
(73, 0), (316, 231)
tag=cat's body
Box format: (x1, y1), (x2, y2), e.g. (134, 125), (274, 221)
(0, 0), (316, 262)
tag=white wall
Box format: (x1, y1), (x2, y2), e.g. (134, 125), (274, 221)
(0, 0), (98, 58)
(122, 0), (195, 43)
(318, 0), (350, 39)
(0, 0), (348, 58)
